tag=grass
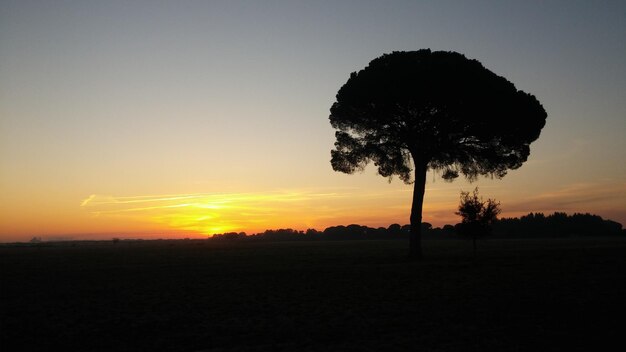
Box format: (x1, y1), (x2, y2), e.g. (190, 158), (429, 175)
(2, 238), (626, 351)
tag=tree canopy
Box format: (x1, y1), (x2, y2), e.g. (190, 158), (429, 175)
(329, 49), (547, 258)
(330, 49), (546, 183)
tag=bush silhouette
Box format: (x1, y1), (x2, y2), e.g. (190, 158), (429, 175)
(455, 188), (501, 255)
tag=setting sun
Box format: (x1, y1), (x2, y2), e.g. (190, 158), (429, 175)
(79, 190), (424, 237)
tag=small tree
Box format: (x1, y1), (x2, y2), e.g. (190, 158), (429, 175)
(456, 188), (501, 255)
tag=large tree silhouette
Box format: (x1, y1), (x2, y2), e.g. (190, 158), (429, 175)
(329, 50), (546, 259)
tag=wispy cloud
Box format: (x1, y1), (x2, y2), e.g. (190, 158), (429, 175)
(80, 180), (626, 236)
(80, 189), (404, 235)
(80, 194), (214, 207)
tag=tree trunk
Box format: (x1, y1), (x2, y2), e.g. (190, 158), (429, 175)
(409, 161), (428, 260)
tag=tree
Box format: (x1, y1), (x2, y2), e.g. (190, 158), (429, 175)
(329, 50), (546, 259)
(455, 188), (501, 255)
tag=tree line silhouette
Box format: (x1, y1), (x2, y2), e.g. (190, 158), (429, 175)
(210, 212), (623, 241)
(492, 212), (623, 238)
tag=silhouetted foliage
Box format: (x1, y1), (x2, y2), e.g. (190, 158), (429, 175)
(322, 224), (398, 240)
(387, 223), (402, 237)
(455, 188), (501, 255)
(329, 49), (547, 258)
(210, 232), (247, 240)
(305, 228), (321, 238)
(493, 212), (623, 238)
(208, 212), (621, 242)
(263, 229), (299, 239)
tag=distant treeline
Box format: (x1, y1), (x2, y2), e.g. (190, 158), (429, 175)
(210, 212), (623, 241)
(492, 212), (623, 238)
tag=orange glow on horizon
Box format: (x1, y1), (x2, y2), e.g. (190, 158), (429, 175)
(80, 189), (454, 237)
(71, 181), (626, 239)
(2, 180), (623, 242)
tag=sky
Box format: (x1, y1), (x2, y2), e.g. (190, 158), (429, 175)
(1, 0), (625, 242)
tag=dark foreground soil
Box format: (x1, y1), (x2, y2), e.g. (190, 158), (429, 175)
(2, 238), (626, 351)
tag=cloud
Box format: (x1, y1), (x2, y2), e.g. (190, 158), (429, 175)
(79, 180), (626, 235)
(80, 194), (96, 207)
(79, 189), (387, 234)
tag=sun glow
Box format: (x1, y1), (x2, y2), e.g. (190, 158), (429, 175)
(79, 189), (451, 237)
(80, 191), (348, 236)
(80, 179), (566, 239)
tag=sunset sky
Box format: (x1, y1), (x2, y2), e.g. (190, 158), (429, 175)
(1, 0), (625, 242)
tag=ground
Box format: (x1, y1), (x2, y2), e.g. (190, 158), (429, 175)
(2, 238), (626, 351)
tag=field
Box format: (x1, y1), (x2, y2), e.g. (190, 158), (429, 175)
(2, 238), (626, 351)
